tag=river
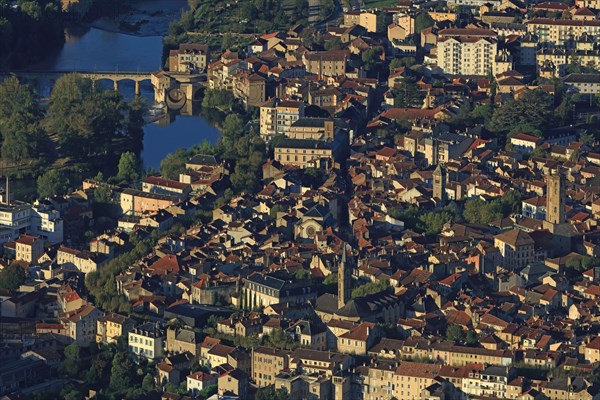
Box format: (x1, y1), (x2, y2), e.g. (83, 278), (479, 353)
(34, 0), (221, 170)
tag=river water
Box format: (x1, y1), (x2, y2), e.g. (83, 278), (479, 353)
(34, 2), (221, 169)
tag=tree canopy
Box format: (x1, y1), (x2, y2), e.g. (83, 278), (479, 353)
(490, 89), (554, 136)
(0, 263), (27, 290)
(0, 77), (45, 164)
(391, 78), (425, 108)
(37, 169), (70, 198)
(160, 148), (188, 180)
(463, 191), (522, 224)
(390, 204), (459, 235)
(415, 13), (435, 33)
(0, 0), (64, 66)
(256, 385), (290, 400)
(352, 280), (390, 299)
(117, 152), (142, 184)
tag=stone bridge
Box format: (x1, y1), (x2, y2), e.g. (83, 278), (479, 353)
(5, 70), (153, 95)
(4, 70), (208, 108)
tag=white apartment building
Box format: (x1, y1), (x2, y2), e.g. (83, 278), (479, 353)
(437, 28), (498, 76)
(128, 322), (166, 361)
(259, 98), (305, 141)
(526, 18), (600, 46)
(0, 203), (31, 244)
(0, 201), (63, 245)
(30, 201), (64, 244)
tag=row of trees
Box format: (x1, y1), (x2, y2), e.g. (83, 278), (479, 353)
(35, 151), (143, 198)
(84, 224), (186, 312)
(56, 339), (160, 400)
(390, 191), (521, 236)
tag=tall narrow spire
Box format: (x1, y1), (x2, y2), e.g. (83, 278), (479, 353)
(433, 164), (446, 206)
(338, 245), (352, 309)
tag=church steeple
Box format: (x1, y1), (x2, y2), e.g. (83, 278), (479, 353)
(433, 164), (446, 205)
(338, 246), (352, 309)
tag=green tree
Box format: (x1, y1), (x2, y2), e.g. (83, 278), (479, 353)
(221, 32), (234, 51)
(265, 328), (296, 349)
(463, 191), (521, 225)
(463, 198), (503, 224)
(202, 89), (234, 110)
(392, 78), (425, 108)
(361, 47), (383, 71)
(109, 351), (134, 392)
(322, 273), (338, 295)
(198, 384), (218, 398)
(256, 385), (289, 400)
(117, 152), (142, 183)
(501, 190), (522, 215)
(60, 342), (81, 378)
(160, 148), (188, 180)
(0, 263), (27, 290)
(84, 365), (99, 386)
(446, 324), (465, 342)
(324, 36), (343, 51)
(466, 330), (478, 345)
(270, 204), (285, 218)
(390, 57), (416, 70)
(295, 269), (311, 280)
(352, 280), (389, 299)
(389, 205), (421, 231)
(419, 208), (454, 235)
(37, 169), (69, 198)
(566, 256), (600, 272)
(579, 131), (596, 147)
(222, 114), (245, 143)
(61, 389), (84, 400)
(94, 185), (113, 204)
(471, 104), (493, 124)
(142, 373), (155, 392)
(46, 74), (126, 159)
(415, 12), (435, 33)
(0, 77), (45, 164)
(490, 89), (554, 136)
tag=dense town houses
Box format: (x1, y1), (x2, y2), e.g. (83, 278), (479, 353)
(1, 0), (600, 399)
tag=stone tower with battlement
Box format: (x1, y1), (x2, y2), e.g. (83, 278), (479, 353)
(546, 172), (565, 225)
(543, 171), (574, 256)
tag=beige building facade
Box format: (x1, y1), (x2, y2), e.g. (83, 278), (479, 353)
(437, 29), (498, 76)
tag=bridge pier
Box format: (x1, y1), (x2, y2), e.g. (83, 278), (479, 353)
(135, 81), (141, 97)
(113, 80), (119, 91)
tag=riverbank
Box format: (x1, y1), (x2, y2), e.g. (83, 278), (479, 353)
(86, 0), (188, 37)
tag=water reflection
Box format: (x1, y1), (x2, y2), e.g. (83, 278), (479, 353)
(142, 104), (222, 169)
